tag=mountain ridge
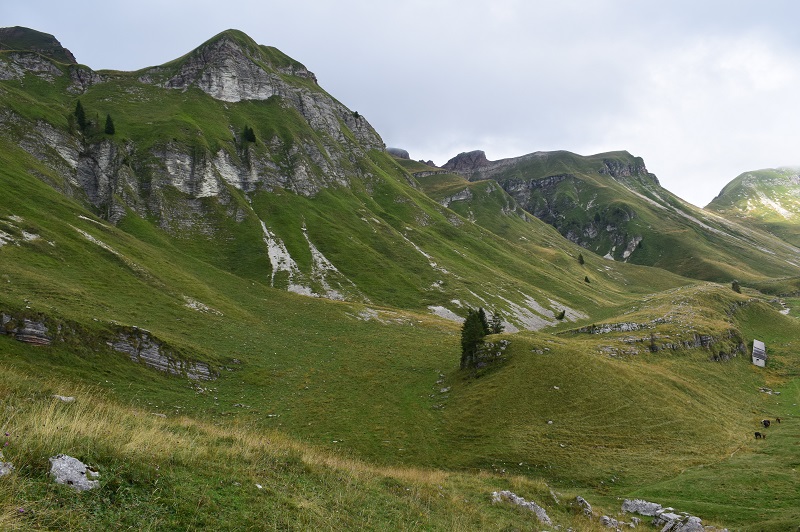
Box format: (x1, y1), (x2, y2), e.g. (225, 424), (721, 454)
(1, 26), (688, 333)
(435, 148), (800, 282)
(707, 166), (800, 247)
(0, 26), (77, 64)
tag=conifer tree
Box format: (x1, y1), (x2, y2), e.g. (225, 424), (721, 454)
(104, 114), (115, 135)
(460, 308), (486, 369)
(490, 311), (505, 334)
(74, 100), (87, 132)
(578, 252), (585, 265)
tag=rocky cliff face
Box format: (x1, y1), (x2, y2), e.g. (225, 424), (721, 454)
(141, 32), (383, 152)
(441, 150), (490, 174)
(1, 30), (387, 230)
(598, 157), (658, 185)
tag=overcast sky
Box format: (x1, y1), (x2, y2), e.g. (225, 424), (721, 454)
(4, 0), (800, 206)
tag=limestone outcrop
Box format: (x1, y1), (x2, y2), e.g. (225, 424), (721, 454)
(110, 327), (216, 381)
(143, 32), (383, 152)
(621, 499), (727, 532)
(491, 490), (551, 525)
(1, 309), (217, 380)
(1, 313), (52, 345)
(49, 454), (99, 491)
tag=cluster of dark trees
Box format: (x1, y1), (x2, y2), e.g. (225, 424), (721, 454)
(74, 100), (115, 135)
(460, 307), (503, 370)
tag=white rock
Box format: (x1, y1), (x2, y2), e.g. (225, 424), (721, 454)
(49, 454), (99, 491)
(53, 395), (75, 403)
(0, 450), (14, 477)
(492, 490), (552, 525)
(622, 498), (663, 516)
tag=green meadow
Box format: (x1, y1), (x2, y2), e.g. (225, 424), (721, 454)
(1, 29), (800, 530)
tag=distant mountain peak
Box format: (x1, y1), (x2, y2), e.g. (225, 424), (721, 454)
(386, 147), (410, 159)
(0, 26), (77, 64)
(706, 167), (800, 246)
(149, 29), (318, 102)
(442, 150), (490, 173)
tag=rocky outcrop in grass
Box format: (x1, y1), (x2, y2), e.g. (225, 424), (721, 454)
(1, 309), (216, 380)
(49, 454), (100, 491)
(110, 327), (216, 381)
(491, 490), (552, 525)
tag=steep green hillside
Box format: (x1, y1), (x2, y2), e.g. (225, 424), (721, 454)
(2, 27), (800, 530)
(706, 167), (800, 247)
(443, 150), (800, 283)
(0, 28), (694, 333)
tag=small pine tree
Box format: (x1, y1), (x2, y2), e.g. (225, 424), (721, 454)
(732, 280), (741, 294)
(490, 311), (504, 334)
(578, 253), (585, 265)
(104, 114), (115, 135)
(584, 276), (590, 283)
(460, 308), (487, 369)
(556, 309), (566, 320)
(74, 100), (87, 132)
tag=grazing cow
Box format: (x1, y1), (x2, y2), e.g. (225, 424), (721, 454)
(762, 419), (771, 428)
(755, 432), (763, 439)
(776, 417), (781, 423)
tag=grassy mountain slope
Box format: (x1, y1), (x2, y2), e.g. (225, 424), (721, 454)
(0, 31), (696, 333)
(443, 150), (800, 283)
(3, 181), (796, 529)
(706, 167), (800, 247)
(2, 27), (800, 529)
(3, 146), (796, 528)
(0, 26), (76, 64)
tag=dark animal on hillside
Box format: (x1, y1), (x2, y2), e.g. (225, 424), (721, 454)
(755, 432), (763, 439)
(776, 417), (781, 423)
(762, 419), (771, 428)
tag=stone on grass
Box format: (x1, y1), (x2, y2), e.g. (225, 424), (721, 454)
(654, 513), (704, 531)
(53, 395), (75, 403)
(622, 498), (663, 516)
(492, 490), (552, 525)
(49, 454), (99, 491)
(575, 495), (592, 516)
(0, 450), (13, 477)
